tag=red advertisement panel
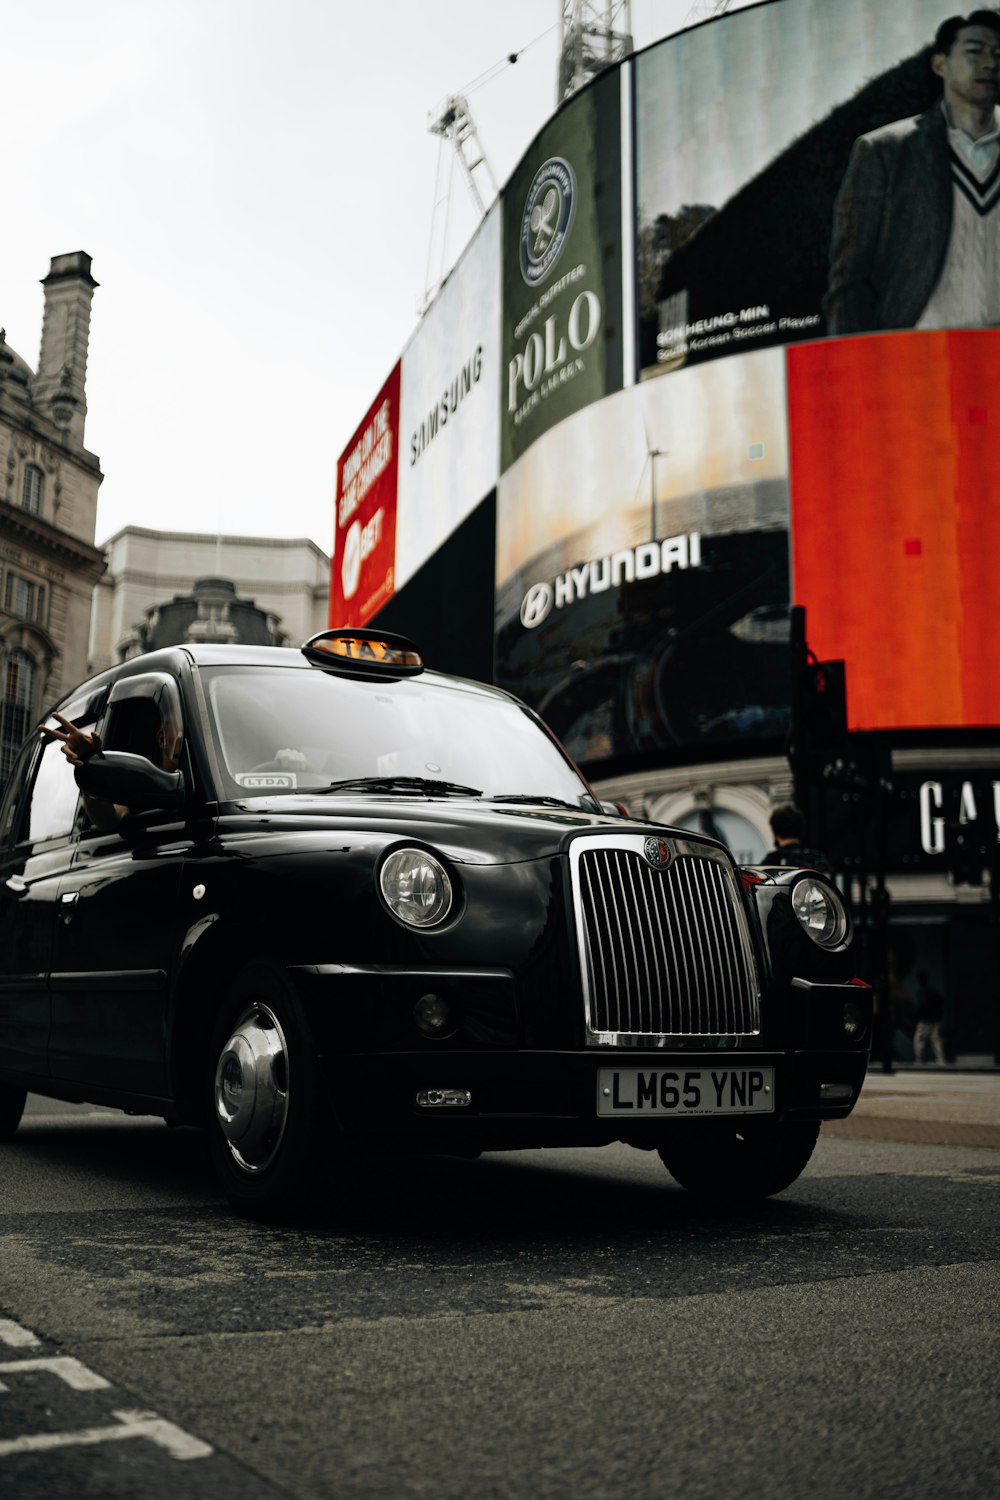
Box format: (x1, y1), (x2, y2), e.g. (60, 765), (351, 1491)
(788, 331), (1000, 732)
(330, 363), (401, 628)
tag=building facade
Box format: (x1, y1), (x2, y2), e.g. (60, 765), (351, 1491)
(0, 253), (105, 783)
(89, 527), (330, 672)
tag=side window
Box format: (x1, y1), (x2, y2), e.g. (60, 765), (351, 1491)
(25, 737), (81, 843)
(27, 695), (105, 845)
(0, 738), (40, 851)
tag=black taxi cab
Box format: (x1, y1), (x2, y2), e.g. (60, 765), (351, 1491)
(0, 630), (872, 1217)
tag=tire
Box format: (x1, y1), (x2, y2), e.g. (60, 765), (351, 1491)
(0, 1083), (27, 1141)
(207, 964), (326, 1220)
(657, 1119), (821, 1201)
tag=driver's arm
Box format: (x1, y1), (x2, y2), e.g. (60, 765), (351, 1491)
(38, 713), (128, 830)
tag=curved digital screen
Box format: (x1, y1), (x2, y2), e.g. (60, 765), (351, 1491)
(339, 0), (1000, 764)
(634, 0), (984, 373)
(495, 351), (792, 763)
(789, 330), (1000, 732)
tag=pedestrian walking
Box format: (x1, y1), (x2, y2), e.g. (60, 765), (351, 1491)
(912, 969), (948, 1066)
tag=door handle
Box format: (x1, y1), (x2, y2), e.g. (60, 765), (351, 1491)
(59, 890), (79, 923)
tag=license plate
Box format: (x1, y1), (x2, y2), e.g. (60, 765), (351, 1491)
(597, 1066), (775, 1117)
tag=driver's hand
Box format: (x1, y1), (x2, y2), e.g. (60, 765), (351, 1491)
(38, 712), (103, 767)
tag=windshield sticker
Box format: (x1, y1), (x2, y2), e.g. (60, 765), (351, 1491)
(234, 773), (298, 789)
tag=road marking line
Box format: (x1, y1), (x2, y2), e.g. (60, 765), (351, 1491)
(0, 1407), (213, 1460)
(0, 1357), (110, 1392)
(0, 1321), (40, 1349)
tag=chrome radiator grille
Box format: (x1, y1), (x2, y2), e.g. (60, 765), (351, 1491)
(570, 836), (760, 1045)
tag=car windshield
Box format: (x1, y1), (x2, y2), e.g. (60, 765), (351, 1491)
(201, 665), (599, 809)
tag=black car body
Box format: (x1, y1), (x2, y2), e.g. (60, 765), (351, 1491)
(0, 631), (872, 1216)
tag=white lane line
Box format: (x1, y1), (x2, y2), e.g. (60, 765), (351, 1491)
(0, 1356), (111, 1392)
(0, 1320), (40, 1349)
(0, 1407), (213, 1460)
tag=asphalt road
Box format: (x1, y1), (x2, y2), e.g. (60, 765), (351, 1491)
(1, 1080), (998, 1500)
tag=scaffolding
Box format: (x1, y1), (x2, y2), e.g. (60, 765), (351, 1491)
(557, 1), (632, 106)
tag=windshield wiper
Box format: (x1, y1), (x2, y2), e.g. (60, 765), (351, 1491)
(489, 793), (589, 811)
(315, 776), (483, 797)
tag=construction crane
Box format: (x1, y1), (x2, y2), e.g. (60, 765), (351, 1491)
(422, 94), (499, 311)
(557, 1), (632, 105)
(422, 3), (635, 310)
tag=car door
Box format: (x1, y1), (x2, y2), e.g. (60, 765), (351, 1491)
(47, 674), (192, 1099)
(0, 721), (89, 1080)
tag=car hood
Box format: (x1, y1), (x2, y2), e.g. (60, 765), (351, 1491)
(217, 793), (660, 865)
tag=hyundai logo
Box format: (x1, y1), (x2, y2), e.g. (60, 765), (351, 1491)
(520, 581), (554, 629)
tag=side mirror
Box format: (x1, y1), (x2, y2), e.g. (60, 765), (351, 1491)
(75, 752), (186, 812)
(599, 800), (630, 818)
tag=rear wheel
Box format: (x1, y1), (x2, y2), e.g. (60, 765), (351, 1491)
(208, 966), (325, 1219)
(658, 1120), (821, 1201)
(0, 1083), (27, 1141)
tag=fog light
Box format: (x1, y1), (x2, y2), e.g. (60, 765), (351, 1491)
(843, 1001), (867, 1039)
(414, 993), (451, 1037)
(819, 1082), (855, 1103)
(416, 1088), (472, 1108)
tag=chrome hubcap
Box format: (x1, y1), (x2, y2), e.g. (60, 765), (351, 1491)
(213, 1003), (289, 1173)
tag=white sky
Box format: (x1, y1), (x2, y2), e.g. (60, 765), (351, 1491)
(2, 0), (756, 554)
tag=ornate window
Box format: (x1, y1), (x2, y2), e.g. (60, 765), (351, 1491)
(1, 650), (36, 787)
(22, 464), (43, 516)
(3, 573), (46, 624)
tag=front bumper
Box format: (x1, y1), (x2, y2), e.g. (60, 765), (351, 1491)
(322, 1046), (870, 1151)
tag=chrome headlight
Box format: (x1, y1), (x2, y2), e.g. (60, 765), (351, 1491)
(791, 877), (848, 949)
(380, 848), (453, 928)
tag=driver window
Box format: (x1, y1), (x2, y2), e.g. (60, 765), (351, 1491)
(103, 698), (166, 763)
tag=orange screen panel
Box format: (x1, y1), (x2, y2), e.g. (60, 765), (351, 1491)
(787, 331), (1000, 732)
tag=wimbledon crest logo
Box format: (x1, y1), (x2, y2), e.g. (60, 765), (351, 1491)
(519, 157), (576, 287)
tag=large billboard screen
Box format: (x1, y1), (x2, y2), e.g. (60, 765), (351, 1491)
(396, 206), (501, 592)
(789, 329), (1000, 732)
(635, 0), (994, 376)
(331, 364), (401, 628)
(343, 0), (1000, 767)
(495, 348), (791, 764)
(501, 65), (624, 472)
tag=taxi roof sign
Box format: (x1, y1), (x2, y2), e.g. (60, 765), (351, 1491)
(301, 629), (425, 677)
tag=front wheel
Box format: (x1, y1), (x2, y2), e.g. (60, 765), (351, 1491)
(0, 1083), (27, 1141)
(208, 966), (325, 1220)
(658, 1120), (821, 1201)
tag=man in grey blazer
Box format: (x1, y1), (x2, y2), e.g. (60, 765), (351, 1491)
(824, 10), (1000, 335)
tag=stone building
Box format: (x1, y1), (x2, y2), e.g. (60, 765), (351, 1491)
(88, 526), (330, 672)
(121, 575), (287, 656)
(0, 253), (105, 783)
